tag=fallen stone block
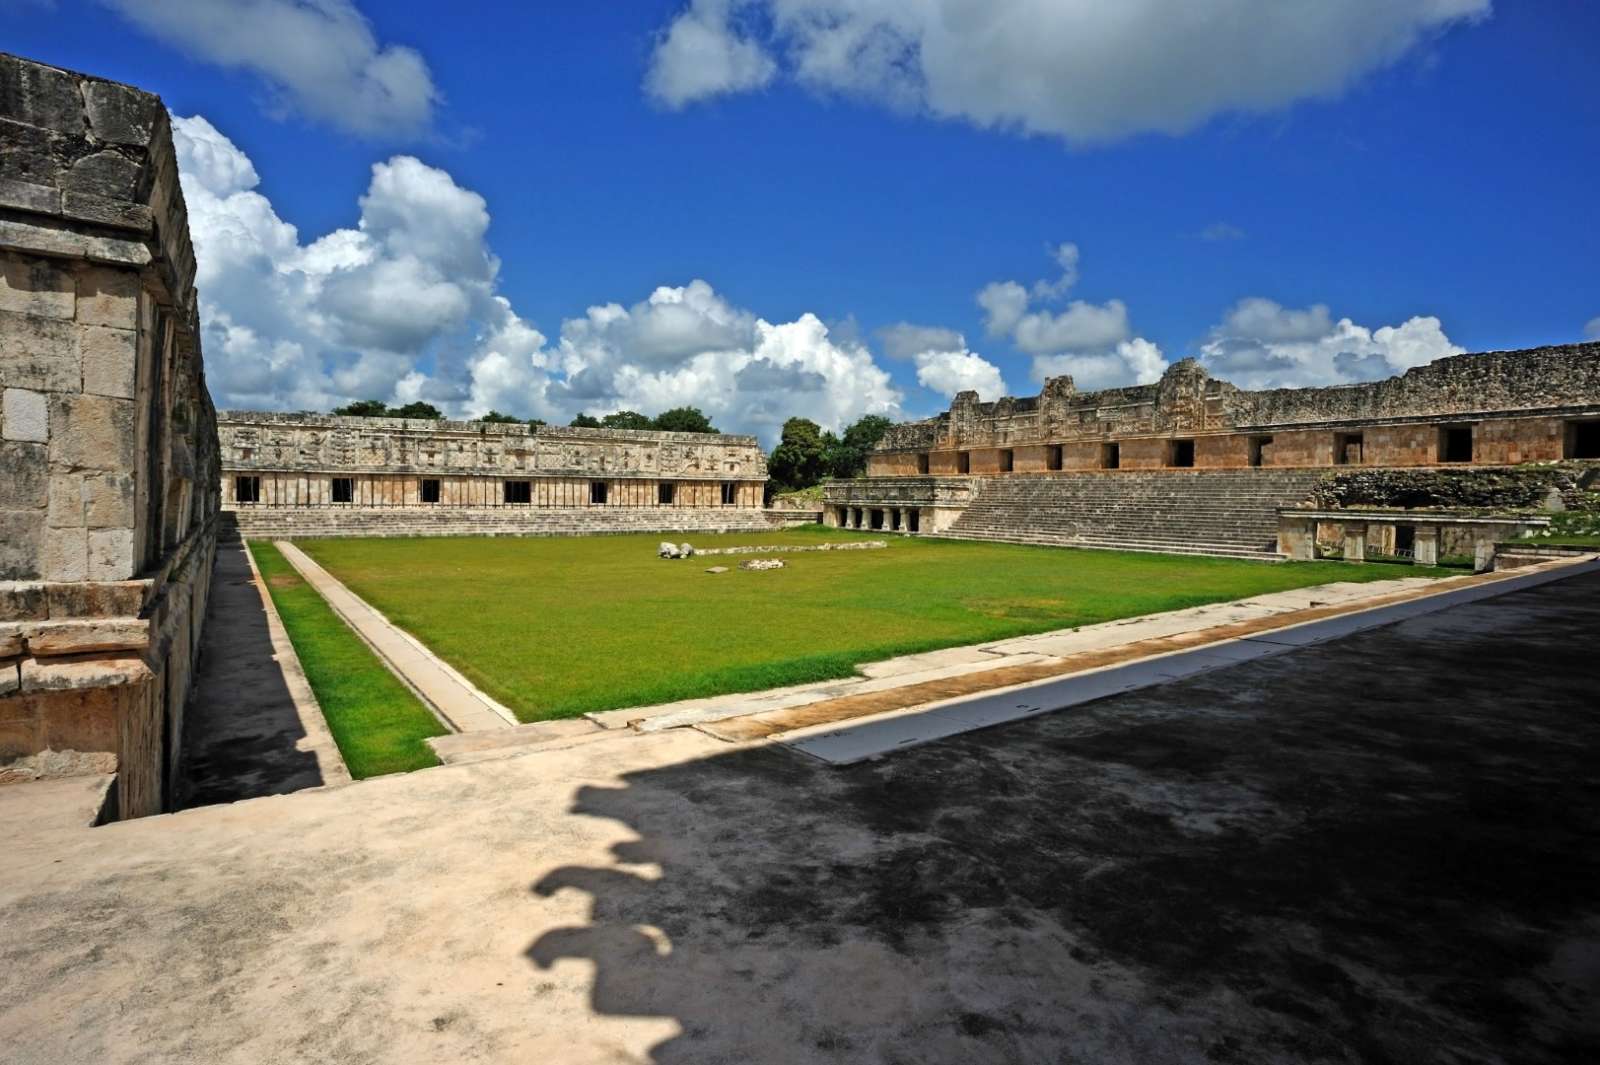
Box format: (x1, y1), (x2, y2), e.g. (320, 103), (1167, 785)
(739, 558), (785, 571)
(704, 566), (728, 574)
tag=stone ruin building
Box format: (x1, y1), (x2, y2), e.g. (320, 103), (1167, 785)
(1, 54), (219, 818)
(826, 343), (1600, 561)
(217, 412), (772, 539)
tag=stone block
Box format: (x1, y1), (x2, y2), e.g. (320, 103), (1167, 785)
(48, 393), (135, 472)
(40, 526), (86, 582)
(88, 527), (135, 581)
(0, 218), (151, 267)
(46, 472), (83, 528)
(46, 580), (147, 619)
(83, 472), (135, 528)
(64, 150), (142, 201)
(79, 325), (137, 398)
(0, 711), (39, 758)
(0, 624), (21, 657)
(38, 688), (120, 754)
(19, 653), (151, 693)
(0, 58), (83, 134)
(0, 582), (48, 621)
(0, 441), (47, 506)
(0, 311), (79, 392)
(61, 191), (153, 233)
(0, 177), (60, 215)
(0, 254), (74, 319)
(74, 266), (139, 328)
(24, 618), (149, 656)
(2, 388), (48, 442)
(81, 78), (159, 146)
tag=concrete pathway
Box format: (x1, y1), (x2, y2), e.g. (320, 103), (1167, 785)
(275, 541), (515, 732)
(181, 540), (349, 807)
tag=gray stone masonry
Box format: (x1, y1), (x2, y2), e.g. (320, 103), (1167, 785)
(1, 52), (220, 818)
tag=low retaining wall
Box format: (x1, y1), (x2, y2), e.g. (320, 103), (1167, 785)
(229, 506), (781, 540)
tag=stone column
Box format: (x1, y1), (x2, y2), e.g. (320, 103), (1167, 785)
(1343, 523), (1367, 563)
(1414, 525), (1439, 567)
(1278, 514), (1315, 561)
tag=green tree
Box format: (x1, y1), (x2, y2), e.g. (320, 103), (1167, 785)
(600, 410), (654, 430)
(477, 410), (520, 423)
(332, 399), (390, 417)
(652, 406), (718, 434)
(570, 413), (602, 428)
(391, 401), (443, 420)
(828, 414), (893, 478)
(527, 418), (548, 429)
(768, 417), (833, 490)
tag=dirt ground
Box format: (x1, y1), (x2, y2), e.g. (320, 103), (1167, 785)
(3, 572), (1597, 1063)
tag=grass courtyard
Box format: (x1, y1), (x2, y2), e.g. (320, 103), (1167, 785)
(295, 527), (1452, 725)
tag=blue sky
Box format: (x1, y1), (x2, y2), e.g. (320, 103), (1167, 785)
(7, 0), (1598, 441)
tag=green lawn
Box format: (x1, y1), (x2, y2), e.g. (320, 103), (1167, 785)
(298, 527), (1452, 724)
(248, 541), (445, 777)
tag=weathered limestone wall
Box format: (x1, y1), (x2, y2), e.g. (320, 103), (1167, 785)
(218, 412), (768, 534)
(870, 344), (1600, 474)
(1, 54), (219, 818)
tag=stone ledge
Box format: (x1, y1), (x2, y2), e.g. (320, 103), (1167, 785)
(19, 618), (148, 656)
(18, 652), (151, 693)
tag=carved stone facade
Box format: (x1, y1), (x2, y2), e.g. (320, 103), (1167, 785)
(1, 55), (219, 818)
(869, 343), (1600, 475)
(218, 412), (770, 537)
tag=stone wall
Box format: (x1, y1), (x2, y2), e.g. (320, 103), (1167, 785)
(1, 54), (219, 818)
(870, 344), (1600, 473)
(217, 412), (769, 526)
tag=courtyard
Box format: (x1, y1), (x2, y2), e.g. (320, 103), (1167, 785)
(4, 566), (1595, 1064)
(285, 528), (1450, 731)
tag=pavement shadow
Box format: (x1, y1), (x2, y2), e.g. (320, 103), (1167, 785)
(521, 572), (1600, 1063)
(180, 539), (331, 807)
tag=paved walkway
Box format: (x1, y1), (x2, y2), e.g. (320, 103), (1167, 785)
(4, 567), (1596, 1064)
(275, 541), (516, 732)
(180, 540), (349, 807)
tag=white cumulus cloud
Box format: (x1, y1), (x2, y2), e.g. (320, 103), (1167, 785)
(1198, 297), (1464, 388)
(645, 0), (778, 108)
(174, 114), (900, 443)
(646, 0), (1490, 143)
(1585, 316), (1600, 341)
(980, 242), (1168, 391)
(106, 0), (438, 136)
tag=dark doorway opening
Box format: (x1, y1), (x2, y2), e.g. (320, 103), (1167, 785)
(1101, 443), (1120, 470)
(420, 478), (441, 504)
(503, 480), (531, 504)
(1046, 445), (1063, 471)
(1565, 420), (1600, 459)
(1439, 425), (1474, 464)
(1248, 435), (1273, 468)
(956, 451), (971, 474)
(589, 481), (608, 505)
(916, 453), (930, 475)
(907, 509), (920, 533)
(1169, 439), (1196, 468)
(999, 448), (1014, 473)
(1335, 432), (1364, 466)
(332, 477), (355, 503)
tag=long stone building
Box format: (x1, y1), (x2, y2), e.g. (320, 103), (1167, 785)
(218, 412), (773, 539)
(1, 55), (219, 818)
(827, 343), (1600, 557)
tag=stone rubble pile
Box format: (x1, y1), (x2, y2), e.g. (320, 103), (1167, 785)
(658, 541), (695, 559)
(738, 559), (786, 571)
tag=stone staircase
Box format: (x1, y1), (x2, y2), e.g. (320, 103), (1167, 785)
(226, 506), (779, 541)
(932, 469), (1329, 560)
